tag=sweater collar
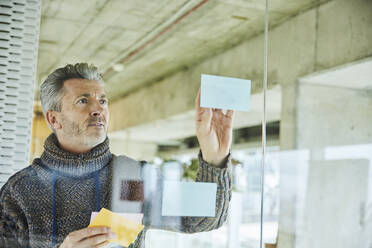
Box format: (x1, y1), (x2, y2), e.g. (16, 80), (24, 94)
(39, 133), (112, 177)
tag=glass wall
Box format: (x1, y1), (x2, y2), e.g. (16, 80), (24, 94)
(4, 0), (370, 247)
(141, 0), (372, 247)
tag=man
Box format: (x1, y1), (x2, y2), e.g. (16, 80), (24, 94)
(0, 63), (234, 247)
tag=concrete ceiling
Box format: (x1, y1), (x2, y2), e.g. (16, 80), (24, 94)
(38, 0), (320, 101)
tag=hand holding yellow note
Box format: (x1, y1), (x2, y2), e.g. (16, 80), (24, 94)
(89, 208), (144, 247)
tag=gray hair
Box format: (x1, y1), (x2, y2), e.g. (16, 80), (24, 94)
(40, 63), (104, 116)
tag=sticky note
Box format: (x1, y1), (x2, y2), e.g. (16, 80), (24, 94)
(161, 181), (217, 217)
(89, 208), (144, 247)
(201, 74), (251, 112)
(90, 212), (144, 225)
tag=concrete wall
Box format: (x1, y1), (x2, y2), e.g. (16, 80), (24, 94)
(107, 2), (372, 245)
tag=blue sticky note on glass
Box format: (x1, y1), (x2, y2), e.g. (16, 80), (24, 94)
(201, 74), (251, 112)
(162, 181), (217, 217)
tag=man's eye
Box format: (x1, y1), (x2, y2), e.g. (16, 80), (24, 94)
(100, 99), (107, 105)
(78, 99), (88, 104)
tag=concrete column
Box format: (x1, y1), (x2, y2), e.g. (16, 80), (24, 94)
(276, 0), (372, 246)
(279, 82), (372, 248)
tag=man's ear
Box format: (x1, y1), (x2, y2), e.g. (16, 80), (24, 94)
(46, 110), (62, 130)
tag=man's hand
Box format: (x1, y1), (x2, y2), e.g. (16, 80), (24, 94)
(195, 88), (235, 166)
(59, 226), (116, 248)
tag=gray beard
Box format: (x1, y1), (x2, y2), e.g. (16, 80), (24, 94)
(60, 116), (106, 148)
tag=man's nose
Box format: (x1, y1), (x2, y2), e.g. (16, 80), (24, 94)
(91, 111), (101, 117)
(90, 102), (104, 117)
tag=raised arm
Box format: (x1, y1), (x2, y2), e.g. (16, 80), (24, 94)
(194, 88), (234, 166)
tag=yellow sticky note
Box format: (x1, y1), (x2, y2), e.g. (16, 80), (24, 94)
(89, 208), (144, 247)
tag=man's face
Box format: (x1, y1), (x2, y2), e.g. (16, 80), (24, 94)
(54, 79), (110, 149)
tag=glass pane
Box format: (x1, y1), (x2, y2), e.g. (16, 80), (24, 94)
(264, 0), (372, 248)
(2, 0), (369, 248)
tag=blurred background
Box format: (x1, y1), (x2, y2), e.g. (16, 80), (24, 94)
(0, 0), (371, 247)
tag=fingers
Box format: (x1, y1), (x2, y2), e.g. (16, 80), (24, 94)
(79, 232), (116, 247)
(226, 110), (234, 119)
(60, 227), (116, 248)
(195, 88), (213, 128)
(195, 88), (201, 111)
(68, 227), (111, 243)
(95, 241), (110, 248)
(213, 109), (234, 119)
(195, 108), (212, 134)
(194, 88), (234, 120)
(195, 87), (211, 113)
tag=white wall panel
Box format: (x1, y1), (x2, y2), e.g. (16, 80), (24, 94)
(0, 0), (41, 187)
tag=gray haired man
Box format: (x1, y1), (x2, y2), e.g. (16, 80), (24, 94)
(0, 63), (234, 247)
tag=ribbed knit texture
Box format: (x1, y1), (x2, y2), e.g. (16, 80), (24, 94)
(40, 133), (111, 176)
(0, 134), (232, 248)
(0, 133), (112, 247)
